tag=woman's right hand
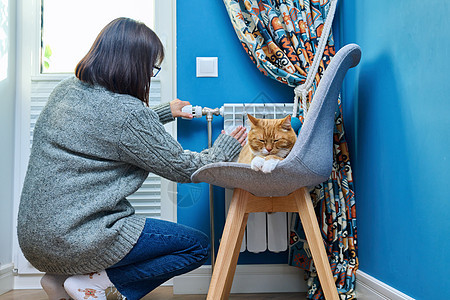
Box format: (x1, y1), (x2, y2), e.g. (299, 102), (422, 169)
(170, 99), (193, 119)
(223, 126), (247, 146)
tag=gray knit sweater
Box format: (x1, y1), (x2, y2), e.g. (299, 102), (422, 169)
(17, 77), (242, 275)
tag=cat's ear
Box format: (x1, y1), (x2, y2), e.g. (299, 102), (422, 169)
(247, 114), (259, 127)
(280, 115), (292, 130)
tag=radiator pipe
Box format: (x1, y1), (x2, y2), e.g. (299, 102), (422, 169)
(202, 107), (222, 271)
(181, 105), (223, 271)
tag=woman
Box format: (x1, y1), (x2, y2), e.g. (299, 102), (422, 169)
(17, 18), (246, 300)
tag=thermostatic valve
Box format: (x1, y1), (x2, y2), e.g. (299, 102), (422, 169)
(181, 105), (203, 119)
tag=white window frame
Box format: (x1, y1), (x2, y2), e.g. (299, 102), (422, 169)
(13, 0), (177, 279)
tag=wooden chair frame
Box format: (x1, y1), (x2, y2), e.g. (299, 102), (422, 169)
(206, 188), (339, 300)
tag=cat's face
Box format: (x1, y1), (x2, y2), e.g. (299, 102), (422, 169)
(246, 114), (297, 158)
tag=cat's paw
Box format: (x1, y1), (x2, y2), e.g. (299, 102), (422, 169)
(261, 159), (279, 173)
(250, 156), (265, 172)
(250, 157), (279, 173)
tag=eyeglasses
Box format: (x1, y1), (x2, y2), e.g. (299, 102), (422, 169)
(152, 66), (161, 77)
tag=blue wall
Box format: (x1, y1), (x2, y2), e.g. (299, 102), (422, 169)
(340, 1), (450, 299)
(176, 1), (294, 264)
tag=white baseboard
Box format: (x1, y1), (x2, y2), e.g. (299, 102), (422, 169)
(6, 263), (414, 300)
(356, 270), (415, 300)
(13, 273), (44, 290)
(0, 263), (14, 295)
(174, 265), (416, 299)
(173, 264), (307, 294)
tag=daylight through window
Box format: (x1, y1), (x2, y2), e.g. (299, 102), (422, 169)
(41, 0), (155, 73)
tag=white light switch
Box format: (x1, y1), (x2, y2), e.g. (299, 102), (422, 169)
(196, 57), (218, 77)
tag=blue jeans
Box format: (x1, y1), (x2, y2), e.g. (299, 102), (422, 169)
(106, 218), (210, 300)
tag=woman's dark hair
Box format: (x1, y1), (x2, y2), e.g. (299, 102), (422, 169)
(75, 18), (164, 106)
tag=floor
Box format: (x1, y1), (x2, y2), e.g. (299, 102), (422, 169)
(0, 286), (307, 299)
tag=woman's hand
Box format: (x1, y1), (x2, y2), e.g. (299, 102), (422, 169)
(170, 99), (193, 119)
(222, 126), (247, 147)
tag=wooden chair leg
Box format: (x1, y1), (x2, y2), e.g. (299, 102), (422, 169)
(208, 187), (338, 299)
(207, 189), (249, 300)
(293, 188), (339, 300)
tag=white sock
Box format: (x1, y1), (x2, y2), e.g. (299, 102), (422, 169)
(40, 273), (72, 300)
(63, 270), (112, 300)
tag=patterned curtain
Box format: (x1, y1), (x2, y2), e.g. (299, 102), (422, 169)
(223, 1), (358, 299)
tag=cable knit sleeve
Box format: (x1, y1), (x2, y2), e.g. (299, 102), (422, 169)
(150, 102), (174, 124)
(118, 107), (242, 183)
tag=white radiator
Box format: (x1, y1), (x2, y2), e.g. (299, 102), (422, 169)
(222, 103), (294, 253)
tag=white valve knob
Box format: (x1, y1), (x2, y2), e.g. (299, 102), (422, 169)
(181, 105), (203, 119)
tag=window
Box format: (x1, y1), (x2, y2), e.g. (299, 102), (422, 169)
(40, 0), (155, 73)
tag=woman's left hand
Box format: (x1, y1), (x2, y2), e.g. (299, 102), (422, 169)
(222, 126), (247, 147)
(170, 99), (193, 119)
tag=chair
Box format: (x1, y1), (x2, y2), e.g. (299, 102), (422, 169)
(191, 44), (362, 300)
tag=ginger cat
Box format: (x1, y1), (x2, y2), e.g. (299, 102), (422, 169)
(238, 114), (297, 173)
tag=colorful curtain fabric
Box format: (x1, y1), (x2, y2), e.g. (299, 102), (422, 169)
(223, 1), (358, 299)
